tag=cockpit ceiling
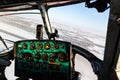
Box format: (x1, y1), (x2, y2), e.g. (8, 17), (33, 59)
(0, 0), (85, 11)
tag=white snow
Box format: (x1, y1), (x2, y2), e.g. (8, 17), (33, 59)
(0, 22), (35, 40)
(75, 54), (98, 80)
(88, 46), (104, 60)
(5, 61), (18, 80)
(84, 35), (105, 47)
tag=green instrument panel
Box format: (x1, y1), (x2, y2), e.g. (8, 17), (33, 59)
(14, 40), (71, 80)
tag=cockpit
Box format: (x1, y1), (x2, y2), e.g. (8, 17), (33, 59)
(0, 0), (120, 80)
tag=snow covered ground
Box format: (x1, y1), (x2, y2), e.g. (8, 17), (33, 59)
(0, 14), (105, 80)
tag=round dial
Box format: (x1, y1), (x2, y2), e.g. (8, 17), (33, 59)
(42, 53), (48, 62)
(23, 53), (34, 62)
(22, 43), (27, 49)
(54, 43), (59, 49)
(35, 53), (41, 61)
(37, 43), (42, 50)
(49, 54), (57, 62)
(30, 42), (36, 50)
(58, 53), (67, 62)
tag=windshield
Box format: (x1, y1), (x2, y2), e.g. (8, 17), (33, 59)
(0, 4), (110, 60)
(0, 3), (110, 80)
(48, 3), (109, 60)
(0, 10), (45, 53)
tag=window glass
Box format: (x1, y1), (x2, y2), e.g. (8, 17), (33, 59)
(48, 3), (110, 60)
(0, 10), (45, 53)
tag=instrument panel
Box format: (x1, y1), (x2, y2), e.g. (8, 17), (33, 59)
(14, 40), (71, 80)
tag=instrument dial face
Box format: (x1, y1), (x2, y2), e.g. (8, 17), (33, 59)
(37, 43), (42, 50)
(42, 53), (48, 62)
(30, 42), (36, 50)
(25, 53), (34, 62)
(35, 53), (41, 61)
(22, 43), (27, 49)
(49, 54), (57, 62)
(54, 43), (59, 49)
(58, 53), (67, 62)
(21, 53), (33, 62)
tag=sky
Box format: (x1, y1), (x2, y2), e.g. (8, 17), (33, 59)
(48, 3), (110, 34)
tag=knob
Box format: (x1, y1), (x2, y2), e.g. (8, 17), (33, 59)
(44, 43), (50, 50)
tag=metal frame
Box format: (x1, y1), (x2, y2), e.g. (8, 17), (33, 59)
(38, 3), (53, 39)
(98, 0), (120, 80)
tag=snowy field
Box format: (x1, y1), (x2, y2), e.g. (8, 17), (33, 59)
(0, 14), (105, 80)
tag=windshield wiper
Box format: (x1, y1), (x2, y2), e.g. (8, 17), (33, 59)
(0, 36), (9, 50)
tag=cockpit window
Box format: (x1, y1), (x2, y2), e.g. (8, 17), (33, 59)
(0, 4), (109, 60)
(48, 3), (110, 60)
(0, 10), (46, 52)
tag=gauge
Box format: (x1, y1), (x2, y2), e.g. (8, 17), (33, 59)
(49, 54), (57, 62)
(54, 43), (59, 49)
(17, 54), (23, 59)
(42, 53), (48, 62)
(20, 52), (25, 59)
(35, 53), (41, 61)
(58, 53), (67, 62)
(44, 43), (50, 50)
(22, 43), (27, 49)
(30, 42), (36, 50)
(37, 43), (42, 50)
(24, 53), (34, 62)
